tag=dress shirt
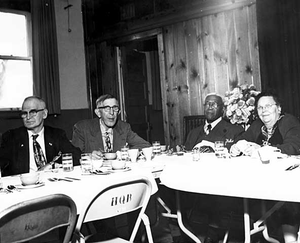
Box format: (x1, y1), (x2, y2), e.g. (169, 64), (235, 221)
(27, 128), (47, 172)
(204, 117), (222, 134)
(100, 120), (113, 151)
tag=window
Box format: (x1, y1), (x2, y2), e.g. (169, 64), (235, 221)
(0, 10), (32, 110)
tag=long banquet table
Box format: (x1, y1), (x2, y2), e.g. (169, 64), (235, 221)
(1, 152), (300, 243)
(0, 165), (158, 215)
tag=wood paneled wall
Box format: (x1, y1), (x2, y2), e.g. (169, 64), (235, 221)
(162, 4), (260, 145)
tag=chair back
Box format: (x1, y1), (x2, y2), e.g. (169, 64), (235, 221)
(0, 194), (77, 243)
(183, 115), (206, 141)
(74, 176), (152, 242)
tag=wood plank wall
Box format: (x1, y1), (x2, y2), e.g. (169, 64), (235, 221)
(162, 3), (260, 146)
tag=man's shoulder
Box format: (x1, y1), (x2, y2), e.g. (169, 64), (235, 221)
(219, 119), (244, 132)
(74, 118), (99, 128)
(3, 126), (26, 137)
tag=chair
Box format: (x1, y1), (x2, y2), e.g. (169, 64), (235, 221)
(72, 176), (153, 243)
(183, 115), (206, 141)
(0, 193), (77, 243)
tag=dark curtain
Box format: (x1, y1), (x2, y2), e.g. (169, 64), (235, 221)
(31, 0), (61, 114)
(257, 0), (300, 119)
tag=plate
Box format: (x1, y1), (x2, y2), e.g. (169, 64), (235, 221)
(15, 182), (45, 189)
(108, 167), (131, 173)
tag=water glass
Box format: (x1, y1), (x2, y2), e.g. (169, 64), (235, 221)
(192, 148), (200, 161)
(80, 153), (92, 174)
(214, 141), (226, 158)
(152, 141), (161, 155)
(121, 146), (129, 161)
(62, 153), (74, 172)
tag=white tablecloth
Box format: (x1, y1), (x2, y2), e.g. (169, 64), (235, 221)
(159, 153), (300, 203)
(0, 165), (158, 213)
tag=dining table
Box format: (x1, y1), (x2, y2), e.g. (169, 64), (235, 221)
(1, 151), (300, 243)
(154, 152), (300, 243)
(0, 163), (158, 216)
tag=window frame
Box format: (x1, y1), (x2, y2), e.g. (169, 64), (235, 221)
(0, 8), (33, 117)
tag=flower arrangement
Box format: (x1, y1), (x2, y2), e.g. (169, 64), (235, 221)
(224, 84), (260, 126)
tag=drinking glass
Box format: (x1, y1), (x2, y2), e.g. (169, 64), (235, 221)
(80, 153), (92, 174)
(128, 149), (139, 163)
(214, 141), (226, 158)
(152, 141), (161, 155)
(62, 153), (74, 172)
(121, 146), (129, 161)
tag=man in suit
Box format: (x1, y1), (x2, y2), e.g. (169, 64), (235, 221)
(184, 93), (244, 150)
(182, 93), (245, 243)
(72, 94), (151, 155)
(0, 96), (81, 176)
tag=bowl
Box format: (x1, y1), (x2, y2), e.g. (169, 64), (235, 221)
(20, 172), (40, 186)
(104, 152), (117, 160)
(111, 160), (126, 170)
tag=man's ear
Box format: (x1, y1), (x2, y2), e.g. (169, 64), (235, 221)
(43, 109), (48, 119)
(95, 108), (101, 118)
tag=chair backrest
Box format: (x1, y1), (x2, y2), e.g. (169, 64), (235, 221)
(74, 176), (152, 242)
(183, 115), (206, 141)
(0, 194), (77, 243)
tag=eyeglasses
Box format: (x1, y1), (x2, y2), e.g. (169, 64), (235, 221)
(20, 109), (44, 119)
(97, 105), (119, 113)
(204, 101), (218, 109)
(257, 103), (276, 112)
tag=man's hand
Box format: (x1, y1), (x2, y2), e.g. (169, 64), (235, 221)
(92, 150), (103, 159)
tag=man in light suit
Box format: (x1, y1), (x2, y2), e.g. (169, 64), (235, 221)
(184, 93), (244, 150)
(72, 94), (151, 155)
(0, 96), (81, 176)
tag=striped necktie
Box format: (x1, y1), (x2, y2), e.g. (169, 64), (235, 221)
(32, 134), (47, 169)
(105, 132), (112, 152)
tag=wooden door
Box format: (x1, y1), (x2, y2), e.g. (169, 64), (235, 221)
(120, 44), (150, 141)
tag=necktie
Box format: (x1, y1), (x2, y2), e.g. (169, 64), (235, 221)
(32, 134), (47, 169)
(206, 124), (212, 135)
(105, 132), (112, 152)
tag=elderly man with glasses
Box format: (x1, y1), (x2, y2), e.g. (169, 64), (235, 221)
(0, 96), (81, 176)
(72, 94), (151, 156)
(184, 93), (244, 151)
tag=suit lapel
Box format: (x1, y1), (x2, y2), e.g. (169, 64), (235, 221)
(91, 119), (104, 152)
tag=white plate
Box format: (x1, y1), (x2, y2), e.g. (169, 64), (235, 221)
(15, 182), (45, 189)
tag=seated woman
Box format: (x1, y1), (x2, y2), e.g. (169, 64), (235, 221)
(231, 90), (300, 243)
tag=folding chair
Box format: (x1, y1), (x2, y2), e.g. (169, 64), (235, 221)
(0, 193), (77, 243)
(72, 176), (153, 243)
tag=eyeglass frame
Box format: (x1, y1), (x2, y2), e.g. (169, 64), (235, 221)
(20, 109), (45, 119)
(97, 105), (120, 113)
(257, 103), (277, 112)
(204, 101), (219, 109)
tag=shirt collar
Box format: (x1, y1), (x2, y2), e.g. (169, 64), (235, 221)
(28, 127), (45, 138)
(205, 117), (222, 129)
(100, 119), (113, 135)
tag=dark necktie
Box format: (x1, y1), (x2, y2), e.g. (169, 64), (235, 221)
(207, 124), (212, 134)
(105, 132), (112, 152)
(32, 134), (47, 169)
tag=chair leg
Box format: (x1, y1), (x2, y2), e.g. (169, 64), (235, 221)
(141, 214), (154, 243)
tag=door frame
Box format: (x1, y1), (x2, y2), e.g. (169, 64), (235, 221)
(115, 28), (170, 145)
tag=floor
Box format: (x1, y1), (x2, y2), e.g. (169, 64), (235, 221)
(28, 194), (282, 243)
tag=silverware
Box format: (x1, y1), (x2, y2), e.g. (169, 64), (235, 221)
(64, 177), (81, 181)
(286, 164), (300, 171)
(50, 151), (62, 165)
(48, 177), (73, 182)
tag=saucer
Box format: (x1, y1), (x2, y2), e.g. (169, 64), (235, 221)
(15, 182), (45, 189)
(108, 167), (131, 173)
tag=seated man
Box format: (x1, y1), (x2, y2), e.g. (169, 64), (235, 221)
(0, 96), (81, 176)
(184, 93), (244, 151)
(72, 94), (151, 155)
(176, 93), (245, 243)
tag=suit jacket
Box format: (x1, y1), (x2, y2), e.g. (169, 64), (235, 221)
(0, 126), (81, 176)
(72, 118), (151, 153)
(184, 119), (244, 150)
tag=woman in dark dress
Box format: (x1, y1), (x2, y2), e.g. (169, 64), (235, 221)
(231, 90), (300, 242)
